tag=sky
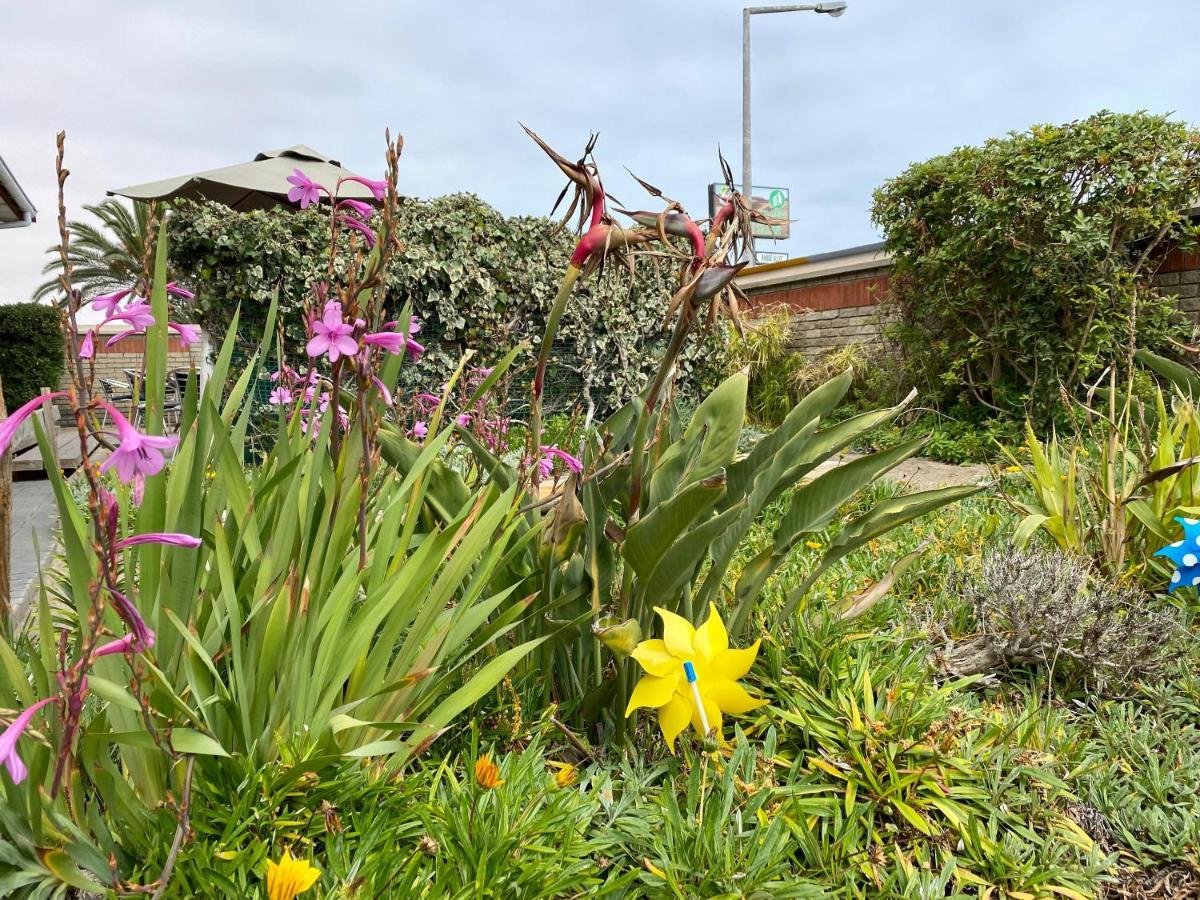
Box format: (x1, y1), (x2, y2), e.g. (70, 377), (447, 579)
(3, 0), (1200, 301)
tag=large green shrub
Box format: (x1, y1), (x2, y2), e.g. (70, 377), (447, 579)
(872, 110), (1200, 421)
(169, 194), (722, 414)
(0, 303), (64, 410)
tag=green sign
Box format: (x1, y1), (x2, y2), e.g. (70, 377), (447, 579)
(708, 183), (790, 240)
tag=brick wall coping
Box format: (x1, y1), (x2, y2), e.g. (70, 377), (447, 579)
(736, 241), (891, 292)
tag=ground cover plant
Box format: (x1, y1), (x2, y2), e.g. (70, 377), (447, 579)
(0, 126), (1197, 899)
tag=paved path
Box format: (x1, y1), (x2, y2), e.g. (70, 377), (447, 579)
(8, 478), (57, 620)
(809, 452), (991, 490)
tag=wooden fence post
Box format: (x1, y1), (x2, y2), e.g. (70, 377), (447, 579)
(0, 377), (11, 630)
(39, 387), (59, 472)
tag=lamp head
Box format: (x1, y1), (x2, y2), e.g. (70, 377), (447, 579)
(815, 1), (847, 15)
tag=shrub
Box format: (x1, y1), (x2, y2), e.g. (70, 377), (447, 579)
(872, 110), (1200, 421)
(170, 194), (723, 417)
(943, 547), (1179, 688)
(0, 303), (64, 410)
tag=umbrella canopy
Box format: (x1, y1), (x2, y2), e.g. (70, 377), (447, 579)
(108, 145), (380, 211)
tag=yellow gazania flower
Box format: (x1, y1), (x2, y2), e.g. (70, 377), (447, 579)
(625, 603), (765, 750)
(474, 754), (504, 790)
(549, 761), (577, 787)
(266, 849), (320, 900)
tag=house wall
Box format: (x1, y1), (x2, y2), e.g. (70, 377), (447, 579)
(57, 326), (205, 406)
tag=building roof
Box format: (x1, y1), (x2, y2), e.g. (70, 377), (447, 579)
(736, 241), (890, 292)
(0, 155), (36, 228)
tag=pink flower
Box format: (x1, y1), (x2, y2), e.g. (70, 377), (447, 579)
(340, 175), (387, 201)
(0, 697), (56, 784)
(337, 198), (374, 219)
(537, 454), (554, 481)
(108, 299), (155, 329)
(338, 215), (376, 248)
(105, 329), (143, 349)
(306, 301), (359, 362)
(410, 421), (428, 440)
(91, 288), (134, 317)
(165, 282), (195, 300)
(94, 629), (156, 659)
(109, 589), (155, 650)
(286, 169), (325, 208)
(455, 412), (472, 427)
(79, 329), (96, 359)
(114, 532), (201, 550)
(0, 392), (67, 459)
(98, 402), (179, 485)
(168, 322), (201, 348)
(371, 375), (393, 406)
(362, 331), (406, 354)
(268, 386), (293, 405)
(405, 336), (425, 359)
(540, 445), (583, 474)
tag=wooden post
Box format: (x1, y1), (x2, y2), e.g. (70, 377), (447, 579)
(39, 387), (59, 472)
(0, 377), (11, 630)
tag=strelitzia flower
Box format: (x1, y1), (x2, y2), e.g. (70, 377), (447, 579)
(0, 392), (67, 459)
(474, 754), (503, 790)
(265, 849), (321, 900)
(306, 301), (358, 362)
(625, 603), (764, 750)
(286, 169), (325, 209)
(97, 402), (178, 485)
(1155, 517), (1200, 591)
(0, 697), (55, 784)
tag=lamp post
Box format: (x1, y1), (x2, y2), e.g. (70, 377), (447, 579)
(742, 2), (846, 261)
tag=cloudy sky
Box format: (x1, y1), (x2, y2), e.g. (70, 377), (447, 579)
(3, 0), (1199, 300)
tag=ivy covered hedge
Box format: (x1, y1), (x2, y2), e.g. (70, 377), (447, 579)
(0, 302), (64, 411)
(872, 110), (1200, 421)
(169, 194), (723, 414)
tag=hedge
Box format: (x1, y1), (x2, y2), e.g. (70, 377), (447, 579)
(169, 194), (724, 415)
(0, 303), (65, 412)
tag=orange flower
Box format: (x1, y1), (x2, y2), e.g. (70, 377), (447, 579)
(474, 754), (504, 790)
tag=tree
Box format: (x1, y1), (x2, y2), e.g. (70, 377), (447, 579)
(34, 198), (160, 302)
(871, 110), (1200, 421)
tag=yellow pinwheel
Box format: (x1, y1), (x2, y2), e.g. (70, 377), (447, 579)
(625, 603), (765, 750)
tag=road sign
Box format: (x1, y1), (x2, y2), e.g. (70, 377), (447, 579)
(754, 251), (789, 263)
(708, 183), (790, 240)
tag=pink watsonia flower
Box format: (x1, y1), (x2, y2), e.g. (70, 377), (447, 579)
(113, 532), (201, 550)
(286, 169), (325, 208)
(361, 330), (406, 354)
(409, 421), (428, 440)
(540, 445), (583, 475)
(79, 329), (96, 359)
(94, 629), (156, 659)
(168, 322), (201, 348)
(97, 402), (179, 485)
(105, 329), (143, 349)
(340, 175), (387, 201)
(0, 392), (67, 459)
(109, 589), (155, 650)
(337, 198), (374, 220)
(338, 215), (376, 249)
(268, 386), (293, 405)
(455, 412), (472, 427)
(91, 288), (133, 317)
(405, 335), (425, 359)
(536, 454), (554, 481)
(165, 282), (195, 300)
(0, 697), (56, 784)
(108, 298), (155, 329)
(306, 301), (359, 362)
(370, 375), (393, 406)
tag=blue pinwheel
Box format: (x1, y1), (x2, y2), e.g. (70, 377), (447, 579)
(1154, 516), (1200, 591)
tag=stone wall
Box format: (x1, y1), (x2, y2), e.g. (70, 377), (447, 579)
(1151, 246), (1200, 322)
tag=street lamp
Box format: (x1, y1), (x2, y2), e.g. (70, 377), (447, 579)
(742, 2), (847, 261)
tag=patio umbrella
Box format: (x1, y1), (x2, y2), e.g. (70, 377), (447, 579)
(108, 145), (380, 211)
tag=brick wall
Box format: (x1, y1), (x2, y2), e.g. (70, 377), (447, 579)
(58, 325), (205, 403)
(741, 263), (895, 357)
(741, 242), (1200, 360)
